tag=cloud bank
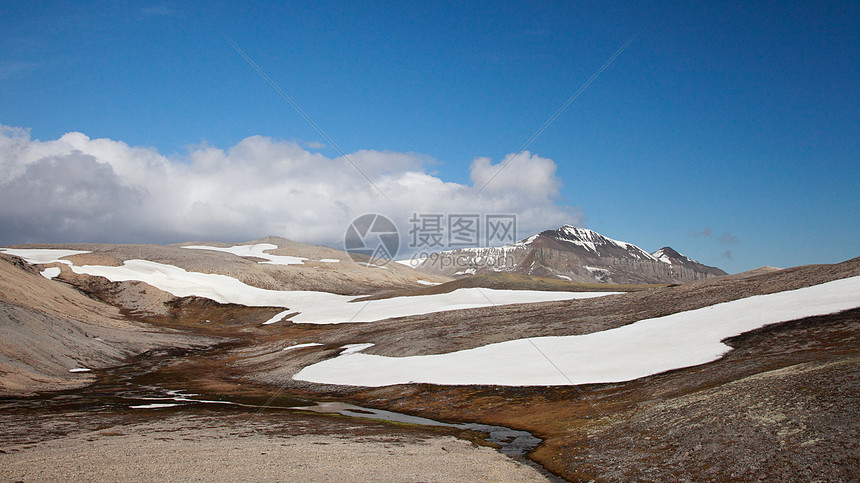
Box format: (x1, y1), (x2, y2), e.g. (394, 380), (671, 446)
(0, 125), (580, 249)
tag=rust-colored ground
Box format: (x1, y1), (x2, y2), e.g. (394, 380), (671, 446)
(2, 248), (858, 481)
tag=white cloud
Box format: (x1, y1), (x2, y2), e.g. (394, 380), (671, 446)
(303, 141), (326, 150)
(0, 125), (581, 249)
(470, 151), (561, 201)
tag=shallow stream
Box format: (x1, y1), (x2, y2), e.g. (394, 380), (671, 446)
(0, 347), (543, 459)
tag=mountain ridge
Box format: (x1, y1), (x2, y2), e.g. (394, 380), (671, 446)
(413, 225), (727, 284)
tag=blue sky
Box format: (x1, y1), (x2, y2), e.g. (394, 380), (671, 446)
(1, 1), (858, 273)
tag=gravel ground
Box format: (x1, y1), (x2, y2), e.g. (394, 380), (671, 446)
(4, 243), (858, 482)
(0, 412), (545, 482)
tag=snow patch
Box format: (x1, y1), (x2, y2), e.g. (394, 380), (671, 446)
(9, 249), (611, 325)
(417, 280), (442, 286)
(294, 276), (860, 387)
(551, 226), (658, 261)
(282, 342), (324, 352)
(0, 248), (89, 265)
(340, 343), (375, 355)
(40, 267), (62, 279)
(262, 311), (291, 325)
(453, 267), (477, 276)
(652, 247), (697, 265)
(585, 266), (610, 281)
(652, 248), (671, 264)
(130, 403), (180, 409)
(183, 243), (307, 266)
(69, 368), (91, 373)
(395, 255), (427, 268)
(356, 262), (389, 269)
(514, 234), (540, 246)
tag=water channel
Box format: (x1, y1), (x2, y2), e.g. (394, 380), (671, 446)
(0, 346), (560, 479)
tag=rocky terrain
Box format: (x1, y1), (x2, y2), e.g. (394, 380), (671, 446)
(0, 253), (215, 395)
(255, 257), (858, 480)
(413, 225), (727, 284)
(0, 411), (545, 482)
(14, 236), (451, 296)
(1, 237), (857, 481)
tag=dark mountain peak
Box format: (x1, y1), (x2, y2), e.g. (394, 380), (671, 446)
(654, 246), (679, 257)
(652, 246), (728, 276)
(533, 225), (656, 261)
(542, 225), (599, 240)
(538, 226), (610, 246)
(416, 224), (727, 283)
(653, 246), (687, 261)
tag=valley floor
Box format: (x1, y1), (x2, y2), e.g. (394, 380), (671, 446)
(2, 246), (859, 481)
(0, 410), (545, 482)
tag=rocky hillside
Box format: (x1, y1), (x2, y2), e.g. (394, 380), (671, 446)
(413, 225), (727, 284)
(653, 246), (727, 279)
(0, 253), (213, 395)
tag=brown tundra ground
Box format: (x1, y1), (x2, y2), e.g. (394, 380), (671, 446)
(1, 245), (858, 481)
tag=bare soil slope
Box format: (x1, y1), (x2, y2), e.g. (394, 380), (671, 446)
(3, 239), (858, 481)
(0, 255), (214, 396)
(17, 236), (450, 296)
(230, 257), (859, 481)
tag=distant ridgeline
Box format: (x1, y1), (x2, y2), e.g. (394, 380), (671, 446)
(414, 225), (727, 284)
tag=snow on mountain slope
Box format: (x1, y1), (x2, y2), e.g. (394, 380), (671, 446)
(653, 248), (674, 264)
(5, 237), (451, 296)
(1, 249), (90, 265)
(651, 246), (727, 278)
(548, 225), (658, 261)
(414, 225), (727, 284)
(183, 243), (308, 265)
(1, 248), (612, 325)
(293, 275), (860, 387)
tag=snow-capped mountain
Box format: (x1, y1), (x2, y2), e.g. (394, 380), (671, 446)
(413, 225), (727, 284)
(651, 246), (727, 279)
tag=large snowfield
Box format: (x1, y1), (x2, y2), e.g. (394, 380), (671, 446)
(0, 248), (611, 324)
(293, 276), (860, 386)
(6, 247), (859, 388)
